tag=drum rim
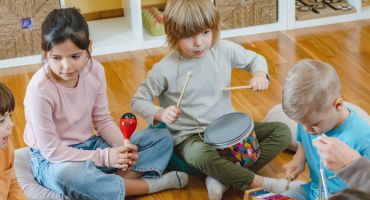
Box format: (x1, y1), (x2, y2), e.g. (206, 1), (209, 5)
(204, 112), (254, 149)
(206, 124), (255, 148)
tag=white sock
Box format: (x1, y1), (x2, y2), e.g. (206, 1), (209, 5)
(263, 177), (305, 194)
(143, 171), (189, 194)
(205, 176), (229, 200)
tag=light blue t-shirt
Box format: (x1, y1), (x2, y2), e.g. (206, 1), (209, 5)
(296, 108), (370, 200)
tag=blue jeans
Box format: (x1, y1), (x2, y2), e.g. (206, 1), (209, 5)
(30, 128), (173, 200)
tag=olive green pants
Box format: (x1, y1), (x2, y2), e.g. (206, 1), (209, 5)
(176, 122), (291, 191)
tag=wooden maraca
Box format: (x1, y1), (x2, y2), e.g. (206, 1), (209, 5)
(120, 113), (137, 144)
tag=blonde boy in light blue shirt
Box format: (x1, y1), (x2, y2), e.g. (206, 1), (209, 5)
(280, 59), (370, 200)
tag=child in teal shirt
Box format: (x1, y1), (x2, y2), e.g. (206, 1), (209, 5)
(280, 59), (370, 200)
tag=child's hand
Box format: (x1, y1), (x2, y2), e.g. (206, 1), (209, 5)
(124, 141), (138, 171)
(313, 135), (361, 172)
(159, 105), (181, 124)
(283, 159), (305, 180)
(109, 143), (138, 170)
(250, 71), (269, 91)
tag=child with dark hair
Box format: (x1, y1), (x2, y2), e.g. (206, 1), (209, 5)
(24, 8), (187, 200)
(0, 82), (26, 199)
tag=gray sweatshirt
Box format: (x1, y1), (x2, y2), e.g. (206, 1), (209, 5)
(131, 40), (268, 145)
(336, 157), (370, 192)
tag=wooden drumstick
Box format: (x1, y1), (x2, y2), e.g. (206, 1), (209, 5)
(285, 178), (292, 190)
(221, 85), (252, 91)
(177, 71), (192, 107)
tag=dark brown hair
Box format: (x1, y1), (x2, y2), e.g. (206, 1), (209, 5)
(0, 82), (15, 115)
(41, 7), (91, 60)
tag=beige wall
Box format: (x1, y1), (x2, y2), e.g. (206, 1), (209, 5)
(65, 0), (166, 13)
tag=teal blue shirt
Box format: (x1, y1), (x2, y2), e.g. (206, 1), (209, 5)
(296, 108), (370, 199)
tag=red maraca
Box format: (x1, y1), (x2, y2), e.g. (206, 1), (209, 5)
(120, 113), (137, 143)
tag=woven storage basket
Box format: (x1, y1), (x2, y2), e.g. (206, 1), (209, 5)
(215, 0), (277, 30)
(0, 0), (60, 60)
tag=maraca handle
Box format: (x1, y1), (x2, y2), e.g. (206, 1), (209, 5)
(124, 139), (131, 144)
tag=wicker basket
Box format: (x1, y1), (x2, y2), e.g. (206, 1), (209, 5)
(215, 0), (277, 30)
(0, 0), (60, 60)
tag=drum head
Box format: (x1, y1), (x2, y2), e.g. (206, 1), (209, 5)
(204, 112), (253, 148)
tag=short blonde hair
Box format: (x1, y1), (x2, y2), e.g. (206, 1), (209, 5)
(163, 0), (220, 51)
(282, 59), (341, 121)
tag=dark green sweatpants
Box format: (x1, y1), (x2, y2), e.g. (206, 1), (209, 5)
(176, 122), (291, 191)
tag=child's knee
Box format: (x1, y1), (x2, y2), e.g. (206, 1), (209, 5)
(157, 129), (174, 146)
(182, 143), (216, 166)
(133, 128), (173, 148)
(271, 122), (292, 146)
(150, 129), (174, 151)
(53, 162), (92, 182)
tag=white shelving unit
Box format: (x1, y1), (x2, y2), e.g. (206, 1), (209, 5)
(1, 0), (370, 68)
(287, 0), (369, 29)
(359, 2), (370, 18)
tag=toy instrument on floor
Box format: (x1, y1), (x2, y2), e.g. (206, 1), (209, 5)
(203, 112), (260, 167)
(244, 187), (296, 200)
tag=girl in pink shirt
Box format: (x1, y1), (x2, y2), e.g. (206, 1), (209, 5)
(24, 8), (187, 200)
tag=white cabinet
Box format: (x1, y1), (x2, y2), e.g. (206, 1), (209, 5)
(1, 0), (370, 68)
(72, 0), (167, 56)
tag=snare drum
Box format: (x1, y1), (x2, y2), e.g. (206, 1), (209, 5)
(203, 112), (261, 168)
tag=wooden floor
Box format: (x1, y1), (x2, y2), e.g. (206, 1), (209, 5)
(1, 19), (370, 199)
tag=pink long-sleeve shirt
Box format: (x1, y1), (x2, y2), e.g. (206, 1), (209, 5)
(24, 59), (124, 167)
